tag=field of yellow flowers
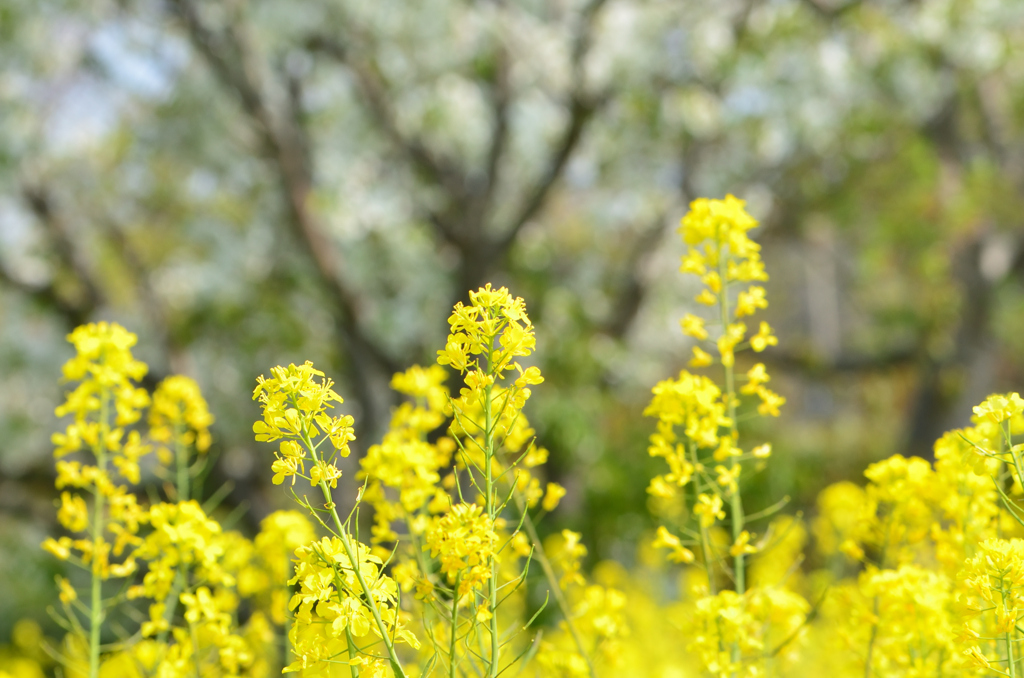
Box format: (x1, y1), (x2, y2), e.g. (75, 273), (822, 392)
(3, 195), (1023, 678)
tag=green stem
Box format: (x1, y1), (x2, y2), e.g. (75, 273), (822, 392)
(345, 628), (361, 678)
(515, 499), (597, 678)
(689, 441), (718, 597)
(189, 618), (202, 678)
(717, 238), (745, 597)
(450, 571), (462, 678)
(306, 438), (408, 678)
(863, 595), (879, 678)
(88, 389), (111, 678)
(716, 230), (746, 678)
(483, 381), (500, 678)
(175, 424), (189, 502)
(1006, 584), (1017, 678)
(326, 486), (407, 678)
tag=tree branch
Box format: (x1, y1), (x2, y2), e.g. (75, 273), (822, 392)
(168, 0), (402, 434)
(305, 33), (469, 243)
(473, 45), (512, 226)
(24, 184), (103, 313)
(0, 184), (102, 329)
(492, 0), (610, 257)
(0, 262), (91, 329)
(600, 212), (672, 339)
(798, 0), (865, 21)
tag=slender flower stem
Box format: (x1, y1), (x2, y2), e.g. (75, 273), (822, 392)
(319, 478), (409, 678)
(483, 380), (501, 678)
(450, 571), (462, 678)
(689, 442), (718, 598)
(717, 233), (745, 597)
(189, 618), (202, 678)
(88, 389), (111, 678)
(175, 424), (189, 502)
(514, 498), (597, 678)
(304, 430), (409, 678)
(1006, 584), (1017, 678)
(716, 229), (746, 678)
(345, 629), (361, 678)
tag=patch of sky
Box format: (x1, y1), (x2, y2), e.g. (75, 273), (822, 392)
(89, 19), (187, 101)
(722, 84), (773, 121)
(43, 77), (119, 155)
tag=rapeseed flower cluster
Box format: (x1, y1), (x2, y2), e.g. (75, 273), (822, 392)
(239, 511), (318, 626)
(37, 324), (309, 678)
(424, 503), (497, 597)
(644, 196), (803, 677)
(249, 285), (626, 678)
(42, 323), (151, 678)
(252, 361), (355, 489)
(23, 196), (1024, 678)
(150, 375), (215, 500)
(358, 365), (453, 546)
(252, 362), (415, 677)
(130, 500), (232, 638)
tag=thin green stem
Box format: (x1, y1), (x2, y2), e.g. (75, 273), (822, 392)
(689, 441), (718, 597)
(1006, 584), (1017, 678)
(189, 618), (202, 678)
(863, 596), (879, 678)
(450, 571), (462, 678)
(303, 429), (408, 678)
(483, 381), (500, 678)
(716, 230), (746, 678)
(175, 424), (189, 502)
(514, 497), (597, 678)
(321, 480), (408, 678)
(717, 238), (744, 597)
(88, 389), (111, 678)
(345, 628), (361, 678)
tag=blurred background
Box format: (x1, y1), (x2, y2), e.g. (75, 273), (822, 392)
(3, 0), (1024, 643)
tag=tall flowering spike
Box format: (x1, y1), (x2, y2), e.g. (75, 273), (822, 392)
(677, 194), (779, 376)
(43, 322), (152, 678)
(44, 322), (152, 571)
(643, 197), (806, 677)
(253, 362), (417, 676)
(53, 323), (151, 458)
(435, 285), (576, 677)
